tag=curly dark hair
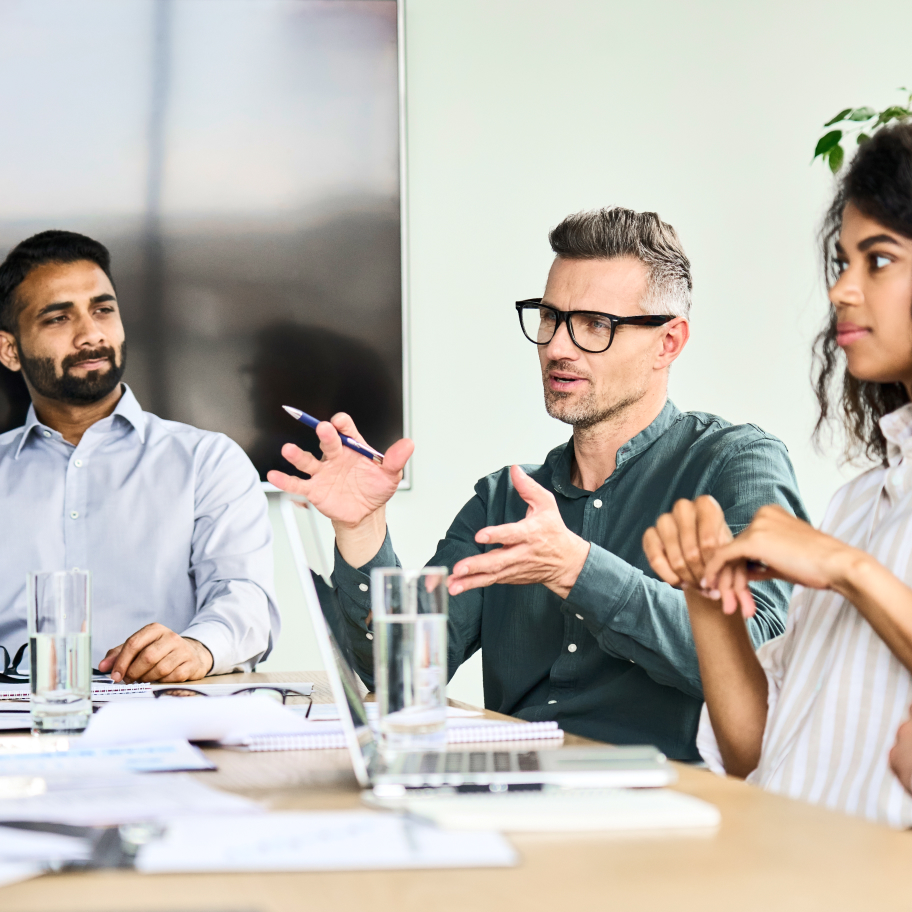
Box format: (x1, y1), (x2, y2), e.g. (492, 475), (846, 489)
(813, 122), (912, 465)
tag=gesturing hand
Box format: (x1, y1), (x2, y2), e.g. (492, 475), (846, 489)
(98, 624), (214, 683)
(266, 412), (414, 527)
(448, 465), (590, 599)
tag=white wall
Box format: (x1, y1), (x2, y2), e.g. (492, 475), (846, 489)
(261, 0), (912, 706)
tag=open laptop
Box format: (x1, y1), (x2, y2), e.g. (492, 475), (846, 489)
(278, 493), (676, 791)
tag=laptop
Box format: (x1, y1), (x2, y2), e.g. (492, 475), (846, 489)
(278, 493), (676, 791)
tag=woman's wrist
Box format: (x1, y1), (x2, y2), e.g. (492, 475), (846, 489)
(829, 545), (878, 599)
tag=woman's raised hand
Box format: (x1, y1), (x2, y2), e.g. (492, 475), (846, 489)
(642, 495), (735, 592)
(700, 505), (855, 616)
(266, 412), (414, 527)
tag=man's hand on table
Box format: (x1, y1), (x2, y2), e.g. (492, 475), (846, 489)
(97, 623), (214, 683)
(449, 465), (591, 600)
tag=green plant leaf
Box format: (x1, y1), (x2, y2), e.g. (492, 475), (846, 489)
(828, 143), (845, 173)
(876, 105), (912, 125)
(824, 108), (853, 126)
(857, 132), (871, 145)
(814, 130), (843, 158)
(848, 106), (877, 121)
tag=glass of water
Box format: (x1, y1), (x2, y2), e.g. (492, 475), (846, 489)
(27, 570), (92, 733)
(370, 567), (448, 754)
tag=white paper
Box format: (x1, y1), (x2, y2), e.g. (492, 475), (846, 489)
(137, 811), (517, 873)
(0, 825), (90, 863)
(303, 704), (480, 722)
(0, 713), (30, 731)
(0, 862), (43, 888)
(81, 695), (312, 746)
(0, 740), (214, 775)
(0, 773), (262, 827)
(0, 682), (152, 702)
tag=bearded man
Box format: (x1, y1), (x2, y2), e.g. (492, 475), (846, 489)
(269, 207), (807, 758)
(0, 230), (279, 683)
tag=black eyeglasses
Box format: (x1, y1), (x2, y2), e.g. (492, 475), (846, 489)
(515, 299), (674, 353)
(0, 644), (28, 683)
(153, 686), (314, 717)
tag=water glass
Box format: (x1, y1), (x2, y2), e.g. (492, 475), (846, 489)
(370, 567), (448, 754)
(27, 570), (92, 733)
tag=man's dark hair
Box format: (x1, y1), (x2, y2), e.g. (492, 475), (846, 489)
(0, 230), (115, 334)
(549, 207), (692, 318)
(814, 122), (912, 465)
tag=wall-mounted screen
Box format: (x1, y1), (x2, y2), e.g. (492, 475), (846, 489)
(0, 0), (404, 480)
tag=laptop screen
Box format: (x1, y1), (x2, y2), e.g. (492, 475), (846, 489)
(277, 494), (378, 786)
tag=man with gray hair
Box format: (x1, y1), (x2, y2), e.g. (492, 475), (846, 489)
(270, 206), (808, 758)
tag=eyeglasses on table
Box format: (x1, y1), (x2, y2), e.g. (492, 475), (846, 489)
(153, 685), (314, 717)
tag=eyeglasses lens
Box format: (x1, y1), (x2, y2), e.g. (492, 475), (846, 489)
(234, 687), (285, 703)
(520, 305), (556, 344)
(521, 306), (613, 352)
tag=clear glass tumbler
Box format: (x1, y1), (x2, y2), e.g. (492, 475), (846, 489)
(370, 567), (448, 754)
(27, 570), (92, 733)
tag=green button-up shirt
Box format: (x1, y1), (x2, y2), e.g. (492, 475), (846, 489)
(328, 400), (808, 759)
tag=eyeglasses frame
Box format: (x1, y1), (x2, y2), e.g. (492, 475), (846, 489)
(153, 685), (314, 717)
(515, 299), (675, 353)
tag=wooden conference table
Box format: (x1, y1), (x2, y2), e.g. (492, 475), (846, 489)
(2, 670), (911, 912)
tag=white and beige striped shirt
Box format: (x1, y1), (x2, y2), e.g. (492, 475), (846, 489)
(698, 403), (912, 827)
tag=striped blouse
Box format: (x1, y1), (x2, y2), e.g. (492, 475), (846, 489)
(697, 403), (912, 827)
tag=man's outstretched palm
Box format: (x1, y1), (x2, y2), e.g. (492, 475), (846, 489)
(266, 412), (414, 526)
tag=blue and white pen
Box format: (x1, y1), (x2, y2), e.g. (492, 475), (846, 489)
(282, 406), (385, 465)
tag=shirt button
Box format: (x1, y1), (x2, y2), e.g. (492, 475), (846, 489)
(567, 643), (577, 653)
(575, 613), (583, 620)
(547, 700), (557, 705)
(74, 459), (83, 468)
(366, 632), (374, 640)
(593, 499), (603, 508)
(70, 511), (79, 520)
(358, 583), (368, 592)
(43, 430), (51, 438)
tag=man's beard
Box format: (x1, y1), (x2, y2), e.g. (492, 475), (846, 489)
(18, 342), (127, 404)
(542, 359), (645, 431)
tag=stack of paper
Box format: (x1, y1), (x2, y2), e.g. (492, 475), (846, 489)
(0, 773), (262, 827)
(136, 811), (517, 872)
(0, 736), (215, 775)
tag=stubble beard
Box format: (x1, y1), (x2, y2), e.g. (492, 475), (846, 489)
(542, 361), (646, 432)
(17, 341), (127, 405)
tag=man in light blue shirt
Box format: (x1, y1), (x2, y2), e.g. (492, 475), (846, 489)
(0, 230), (279, 682)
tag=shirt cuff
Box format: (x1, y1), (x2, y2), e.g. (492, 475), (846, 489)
(331, 529), (399, 618)
(561, 543), (639, 629)
(180, 621), (244, 676)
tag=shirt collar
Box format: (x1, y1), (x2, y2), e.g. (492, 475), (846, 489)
(549, 399), (681, 497)
(880, 402), (912, 466)
(13, 384), (146, 459)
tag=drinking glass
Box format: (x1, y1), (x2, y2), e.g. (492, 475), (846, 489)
(370, 567), (448, 754)
(27, 570), (92, 733)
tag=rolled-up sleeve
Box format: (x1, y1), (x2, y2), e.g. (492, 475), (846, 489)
(181, 436), (280, 674)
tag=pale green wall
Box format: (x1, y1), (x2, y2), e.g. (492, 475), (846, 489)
(260, 0), (912, 706)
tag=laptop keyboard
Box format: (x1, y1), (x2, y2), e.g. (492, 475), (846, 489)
(400, 750), (541, 775)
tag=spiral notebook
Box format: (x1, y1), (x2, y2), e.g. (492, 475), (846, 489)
(235, 720), (564, 752)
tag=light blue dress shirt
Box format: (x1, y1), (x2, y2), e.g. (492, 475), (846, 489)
(0, 385), (279, 674)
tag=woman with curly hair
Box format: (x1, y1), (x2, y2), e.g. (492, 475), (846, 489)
(642, 122), (912, 826)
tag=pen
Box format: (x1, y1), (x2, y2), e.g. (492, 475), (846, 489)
(282, 406), (384, 466)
